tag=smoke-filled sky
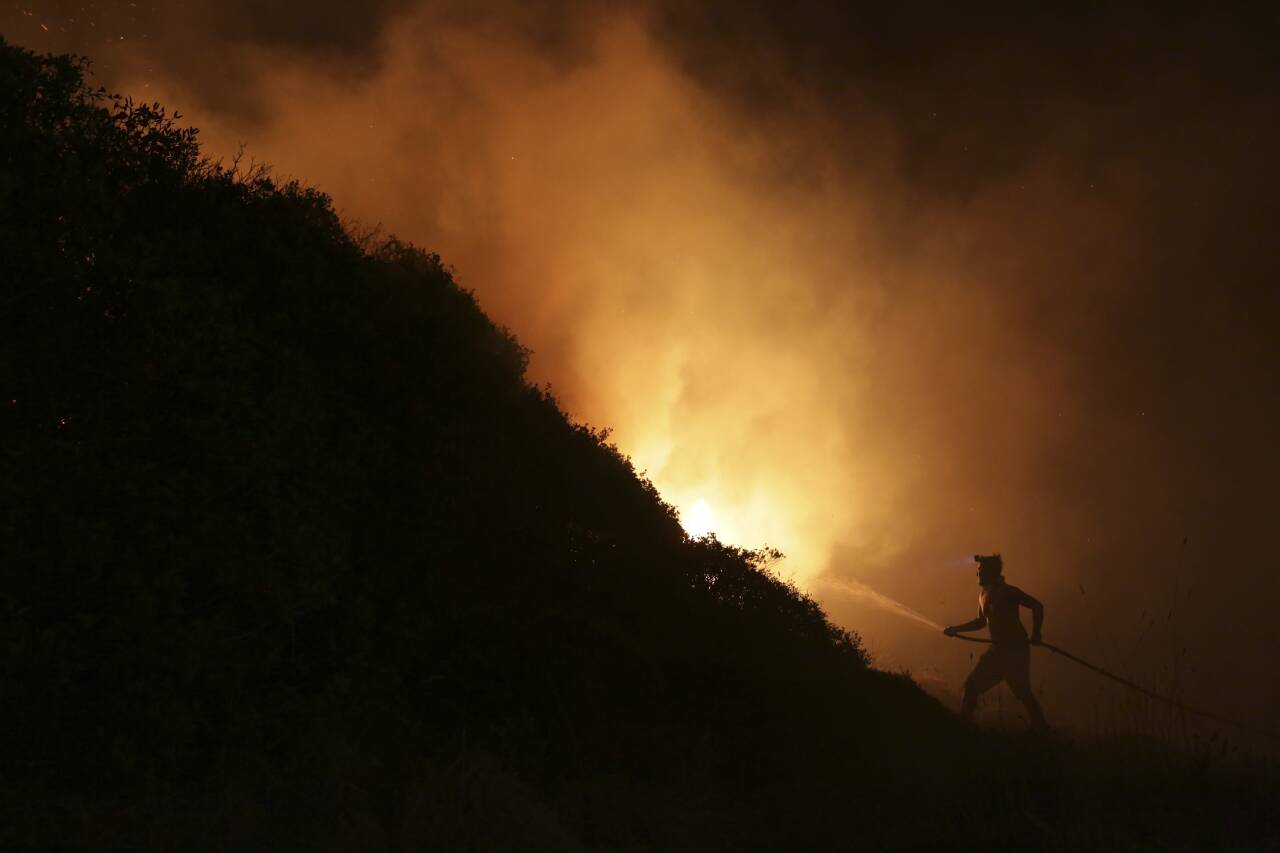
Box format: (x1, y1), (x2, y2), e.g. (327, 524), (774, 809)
(8, 1), (1278, 733)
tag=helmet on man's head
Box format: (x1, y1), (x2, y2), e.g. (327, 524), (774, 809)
(975, 553), (1003, 580)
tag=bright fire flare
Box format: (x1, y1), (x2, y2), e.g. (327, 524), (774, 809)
(681, 498), (715, 538)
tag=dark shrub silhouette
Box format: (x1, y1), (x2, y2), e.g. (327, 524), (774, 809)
(2, 38), (1275, 851)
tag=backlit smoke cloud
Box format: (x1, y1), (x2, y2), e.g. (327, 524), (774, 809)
(122, 8), (905, 581)
(8, 1), (1276, 727)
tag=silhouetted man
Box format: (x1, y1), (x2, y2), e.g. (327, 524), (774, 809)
(943, 554), (1048, 730)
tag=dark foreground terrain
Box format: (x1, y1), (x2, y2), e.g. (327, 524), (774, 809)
(2, 39), (1277, 851)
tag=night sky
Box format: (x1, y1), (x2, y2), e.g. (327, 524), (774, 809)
(7, 1), (1278, 734)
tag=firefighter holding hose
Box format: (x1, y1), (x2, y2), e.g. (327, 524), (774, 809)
(944, 554), (1049, 730)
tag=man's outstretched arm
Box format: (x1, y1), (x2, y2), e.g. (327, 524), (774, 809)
(1017, 590), (1044, 643)
(943, 613), (987, 636)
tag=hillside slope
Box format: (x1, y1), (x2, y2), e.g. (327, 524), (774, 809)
(3, 39), (1275, 851)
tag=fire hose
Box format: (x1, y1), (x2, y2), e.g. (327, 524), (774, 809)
(949, 633), (1279, 742)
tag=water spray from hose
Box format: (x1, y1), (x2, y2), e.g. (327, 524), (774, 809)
(820, 577), (943, 632)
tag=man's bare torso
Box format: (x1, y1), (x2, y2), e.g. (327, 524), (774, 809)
(979, 582), (1030, 646)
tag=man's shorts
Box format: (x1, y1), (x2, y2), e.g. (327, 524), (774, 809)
(964, 643), (1033, 698)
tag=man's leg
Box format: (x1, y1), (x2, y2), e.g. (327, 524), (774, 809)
(1007, 649), (1049, 730)
(961, 649), (1003, 720)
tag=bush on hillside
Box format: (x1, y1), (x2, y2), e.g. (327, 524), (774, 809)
(0, 37), (899, 849)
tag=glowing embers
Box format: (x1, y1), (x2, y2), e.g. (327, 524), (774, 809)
(680, 497), (716, 538)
